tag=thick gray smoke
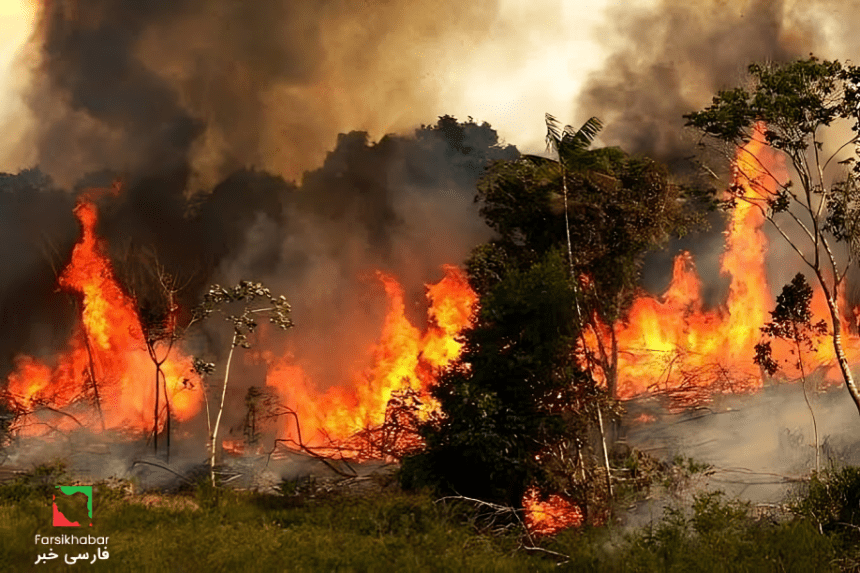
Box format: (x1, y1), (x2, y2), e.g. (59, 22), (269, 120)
(575, 0), (832, 168)
(0, 0), (517, 385)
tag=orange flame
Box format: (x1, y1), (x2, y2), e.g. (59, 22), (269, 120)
(585, 128), (860, 403)
(523, 486), (584, 537)
(262, 265), (477, 448)
(6, 199), (201, 434)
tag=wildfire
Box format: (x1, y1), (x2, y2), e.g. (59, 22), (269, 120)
(522, 487), (584, 537)
(585, 130), (860, 404)
(5, 198), (202, 434)
(261, 265), (478, 450)
(7, 125), (859, 539)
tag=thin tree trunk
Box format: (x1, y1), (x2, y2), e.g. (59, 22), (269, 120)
(793, 325), (819, 474)
(161, 366), (171, 463)
(153, 362), (159, 454)
(597, 406), (613, 497)
(82, 333), (105, 431)
(826, 295), (860, 415)
(608, 324), (619, 400)
(211, 333), (238, 487)
(562, 167), (574, 278)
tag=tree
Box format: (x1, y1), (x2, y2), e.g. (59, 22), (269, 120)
(473, 124), (709, 398)
(404, 250), (607, 513)
(191, 281), (293, 486)
(754, 273), (828, 473)
(544, 113), (604, 278)
(116, 245), (194, 460)
(686, 56), (860, 415)
(404, 115), (710, 517)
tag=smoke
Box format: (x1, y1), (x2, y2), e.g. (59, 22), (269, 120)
(625, 380), (860, 511)
(575, 0), (833, 167)
(576, 0), (860, 303)
(0, 0), (520, 396)
(18, 0), (504, 189)
(0, 117), (517, 439)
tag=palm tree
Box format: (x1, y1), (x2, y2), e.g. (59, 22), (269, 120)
(542, 114), (613, 495)
(543, 113), (604, 276)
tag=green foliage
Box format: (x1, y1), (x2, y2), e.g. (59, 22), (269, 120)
(685, 57), (851, 152)
(474, 127), (712, 399)
(685, 55), (860, 268)
(545, 114), (604, 171)
(1, 485), (551, 573)
(687, 55), (860, 414)
(404, 251), (600, 508)
(548, 491), (835, 573)
(192, 281), (293, 349)
(754, 273), (828, 376)
(793, 465), (860, 534)
(409, 113), (712, 514)
(790, 464), (860, 571)
(7, 469), (860, 572)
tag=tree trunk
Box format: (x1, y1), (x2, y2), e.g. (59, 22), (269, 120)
(153, 365), (159, 454)
(210, 334), (237, 487)
(161, 367), (171, 463)
(608, 324), (619, 400)
(830, 304), (860, 416)
(597, 406), (613, 497)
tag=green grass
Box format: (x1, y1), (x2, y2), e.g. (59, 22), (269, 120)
(1, 463), (856, 572)
(0, 476), (552, 573)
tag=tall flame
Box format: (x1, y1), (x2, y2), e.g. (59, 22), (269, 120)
(6, 199), (201, 433)
(585, 129), (860, 404)
(262, 265), (477, 447)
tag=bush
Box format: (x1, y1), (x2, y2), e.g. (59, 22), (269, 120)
(792, 465), (860, 570)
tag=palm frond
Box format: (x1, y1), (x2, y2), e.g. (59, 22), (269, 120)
(546, 114), (604, 162)
(563, 117), (603, 152)
(545, 113), (564, 153)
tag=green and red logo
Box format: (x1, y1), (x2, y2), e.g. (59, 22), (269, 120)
(52, 486), (93, 527)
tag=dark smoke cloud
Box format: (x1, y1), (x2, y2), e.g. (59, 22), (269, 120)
(576, 0), (829, 167)
(2, 0), (513, 394)
(0, 118), (517, 404)
(0, 169), (77, 374)
(25, 0), (502, 188)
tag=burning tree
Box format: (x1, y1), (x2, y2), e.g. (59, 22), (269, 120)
(116, 245), (193, 459)
(404, 250), (602, 510)
(686, 56), (860, 415)
(469, 117), (711, 400)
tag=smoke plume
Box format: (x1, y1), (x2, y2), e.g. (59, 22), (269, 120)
(22, 0), (503, 188)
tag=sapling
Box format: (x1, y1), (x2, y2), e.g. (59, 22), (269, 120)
(754, 273), (827, 473)
(191, 281), (293, 486)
